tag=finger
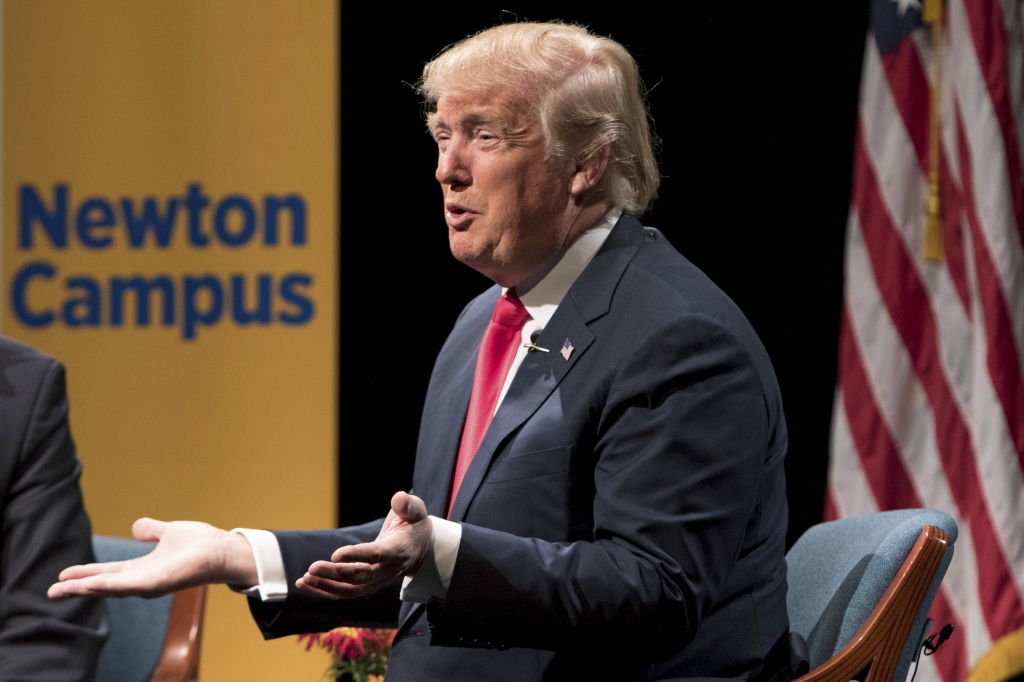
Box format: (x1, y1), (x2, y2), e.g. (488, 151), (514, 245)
(58, 561), (133, 581)
(132, 518), (169, 542)
(48, 580), (87, 599)
(81, 571), (162, 597)
(49, 571), (171, 599)
(48, 580), (108, 599)
(299, 572), (376, 599)
(390, 491), (428, 522)
(330, 542), (385, 564)
(308, 559), (379, 585)
(295, 577), (340, 600)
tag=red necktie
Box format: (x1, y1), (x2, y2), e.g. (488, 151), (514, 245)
(448, 289), (531, 517)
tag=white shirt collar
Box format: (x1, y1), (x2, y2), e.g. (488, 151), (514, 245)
(510, 207), (621, 330)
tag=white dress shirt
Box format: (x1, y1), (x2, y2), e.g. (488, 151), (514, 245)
(234, 208), (620, 604)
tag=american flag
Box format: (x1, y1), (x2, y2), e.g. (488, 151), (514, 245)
(560, 338), (574, 361)
(825, 0), (1024, 680)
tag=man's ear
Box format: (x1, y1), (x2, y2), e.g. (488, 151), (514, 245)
(569, 145), (611, 199)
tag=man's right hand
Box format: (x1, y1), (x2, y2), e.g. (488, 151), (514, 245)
(47, 517), (258, 599)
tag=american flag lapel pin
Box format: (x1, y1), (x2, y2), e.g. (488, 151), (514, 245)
(560, 338), (574, 361)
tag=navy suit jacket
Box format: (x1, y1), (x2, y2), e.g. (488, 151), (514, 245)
(250, 215), (791, 681)
(0, 336), (108, 681)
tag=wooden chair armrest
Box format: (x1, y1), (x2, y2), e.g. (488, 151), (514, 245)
(150, 586), (207, 682)
(794, 525), (948, 682)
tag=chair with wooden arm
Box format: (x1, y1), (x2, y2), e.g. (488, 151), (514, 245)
(91, 536), (208, 682)
(786, 509), (958, 682)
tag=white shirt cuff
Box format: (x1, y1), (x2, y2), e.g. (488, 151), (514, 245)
(230, 528), (288, 602)
(399, 516), (461, 604)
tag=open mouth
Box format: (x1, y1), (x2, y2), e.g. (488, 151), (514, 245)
(446, 204), (475, 227)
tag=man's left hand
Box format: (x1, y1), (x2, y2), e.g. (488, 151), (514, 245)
(298, 491), (432, 599)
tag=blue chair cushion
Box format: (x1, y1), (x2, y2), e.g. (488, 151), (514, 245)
(786, 509), (957, 682)
(92, 536), (173, 682)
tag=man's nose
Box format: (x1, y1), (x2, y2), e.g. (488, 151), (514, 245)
(436, 145), (470, 187)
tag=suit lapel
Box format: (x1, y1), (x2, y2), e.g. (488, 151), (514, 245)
(415, 289), (498, 518)
(446, 214), (647, 523)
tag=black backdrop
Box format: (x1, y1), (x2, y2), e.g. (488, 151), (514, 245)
(338, 3), (870, 548)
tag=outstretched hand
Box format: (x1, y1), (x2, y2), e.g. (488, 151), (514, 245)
(298, 491), (432, 600)
(47, 518), (257, 599)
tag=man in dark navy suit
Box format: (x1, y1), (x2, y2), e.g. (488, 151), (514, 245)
(0, 336), (108, 681)
(51, 22), (791, 682)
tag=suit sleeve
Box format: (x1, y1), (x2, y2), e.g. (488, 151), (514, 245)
(247, 521), (403, 637)
(0, 360), (108, 681)
(428, 314), (768, 659)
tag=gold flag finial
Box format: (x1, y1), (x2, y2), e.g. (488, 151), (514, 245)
(924, 0), (945, 262)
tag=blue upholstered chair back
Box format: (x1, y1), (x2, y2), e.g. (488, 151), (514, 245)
(92, 536), (172, 682)
(786, 509), (957, 682)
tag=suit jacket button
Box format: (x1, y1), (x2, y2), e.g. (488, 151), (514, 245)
(497, 643), (510, 651)
(484, 641), (494, 649)
(456, 637), (465, 645)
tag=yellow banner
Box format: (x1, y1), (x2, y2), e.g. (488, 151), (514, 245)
(1, 1), (337, 679)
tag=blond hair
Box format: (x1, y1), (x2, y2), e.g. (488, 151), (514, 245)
(418, 22), (660, 214)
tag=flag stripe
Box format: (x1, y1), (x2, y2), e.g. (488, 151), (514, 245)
(880, 38), (931, 173)
(827, 394), (877, 520)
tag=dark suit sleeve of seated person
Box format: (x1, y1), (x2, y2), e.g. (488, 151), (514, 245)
(247, 520), (404, 636)
(427, 311), (788, 668)
(0, 338), (108, 681)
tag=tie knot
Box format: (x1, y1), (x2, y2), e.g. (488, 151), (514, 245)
(492, 289), (531, 328)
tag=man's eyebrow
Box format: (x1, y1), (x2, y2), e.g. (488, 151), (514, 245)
(427, 113), (445, 132)
(428, 108), (524, 138)
(459, 112), (502, 128)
